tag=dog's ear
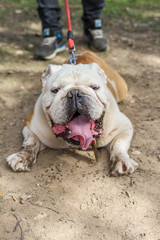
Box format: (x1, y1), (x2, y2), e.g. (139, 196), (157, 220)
(88, 63), (107, 82)
(41, 64), (62, 88)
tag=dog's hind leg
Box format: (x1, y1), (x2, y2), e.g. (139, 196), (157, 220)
(6, 126), (42, 172)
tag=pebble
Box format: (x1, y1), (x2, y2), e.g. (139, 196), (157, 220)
(28, 44), (34, 49)
(132, 150), (141, 155)
(34, 213), (47, 221)
(19, 193), (32, 204)
(130, 99), (135, 103)
(35, 201), (43, 206)
(48, 184), (58, 189)
(80, 204), (87, 210)
(15, 50), (24, 55)
(7, 70), (14, 74)
(125, 190), (131, 198)
(11, 207), (16, 211)
(15, 9), (23, 14)
(91, 197), (97, 204)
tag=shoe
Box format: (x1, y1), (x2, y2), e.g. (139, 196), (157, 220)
(84, 19), (108, 52)
(35, 34), (65, 60)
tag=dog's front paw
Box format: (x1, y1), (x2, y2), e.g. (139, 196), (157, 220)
(110, 154), (138, 176)
(6, 151), (32, 172)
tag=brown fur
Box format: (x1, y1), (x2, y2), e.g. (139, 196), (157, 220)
(65, 51), (128, 102)
(24, 110), (34, 126)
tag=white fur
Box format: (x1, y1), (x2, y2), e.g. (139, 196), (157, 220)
(7, 63), (138, 175)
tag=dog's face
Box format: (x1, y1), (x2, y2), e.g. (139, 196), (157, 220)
(41, 63), (109, 150)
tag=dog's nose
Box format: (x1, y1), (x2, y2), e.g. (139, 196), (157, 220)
(76, 90), (83, 98)
(67, 91), (73, 99)
(67, 90), (83, 99)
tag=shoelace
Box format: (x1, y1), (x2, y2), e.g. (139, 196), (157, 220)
(40, 36), (56, 46)
(89, 29), (104, 39)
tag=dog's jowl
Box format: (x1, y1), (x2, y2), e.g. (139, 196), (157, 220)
(7, 51), (138, 176)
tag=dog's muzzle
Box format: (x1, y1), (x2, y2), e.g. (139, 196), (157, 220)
(67, 89), (91, 118)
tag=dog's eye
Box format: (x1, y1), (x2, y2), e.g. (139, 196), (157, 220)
(90, 86), (99, 91)
(51, 88), (60, 94)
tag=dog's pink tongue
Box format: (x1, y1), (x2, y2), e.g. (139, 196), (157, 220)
(68, 115), (95, 150)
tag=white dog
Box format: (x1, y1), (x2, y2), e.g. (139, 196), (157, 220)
(7, 51), (138, 176)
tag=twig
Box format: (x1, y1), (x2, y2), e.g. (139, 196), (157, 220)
(56, 166), (61, 172)
(49, 197), (56, 205)
(143, 116), (159, 121)
(30, 202), (60, 214)
(130, 177), (133, 186)
(39, 184), (49, 190)
(13, 214), (24, 240)
(66, 219), (75, 223)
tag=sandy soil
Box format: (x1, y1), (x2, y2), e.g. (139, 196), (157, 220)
(0, 4), (160, 240)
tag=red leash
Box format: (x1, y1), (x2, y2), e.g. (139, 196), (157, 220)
(65, 0), (77, 64)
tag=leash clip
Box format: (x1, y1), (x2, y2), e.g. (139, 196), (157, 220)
(69, 47), (77, 65)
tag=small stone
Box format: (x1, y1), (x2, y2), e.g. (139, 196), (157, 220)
(11, 207), (16, 211)
(15, 50), (24, 55)
(80, 204), (87, 210)
(29, 72), (34, 76)
(91, 197), (97, 204)
(35, 201), (43, 206)
(3, 193), (17, 201)
(15, 9), (23, 14)
(19, 193), (32, 204)
(46, 179), (52, 184)
(7, 70), (14, 74)
(48, 184), (58, 189)
(28, 44), (34, 49)
(9, 122), (16, 126)
(130, 99), (135, 103)
(132, 150), (141, 155)
(125, 190), (131, 198)
(34, 213), (47, 220)
(28, 55), (33, 59)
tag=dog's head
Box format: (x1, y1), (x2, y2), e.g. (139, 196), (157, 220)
(41, 63), (109, 150)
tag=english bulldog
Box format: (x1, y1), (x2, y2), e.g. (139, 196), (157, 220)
(6, 51), (138, 176)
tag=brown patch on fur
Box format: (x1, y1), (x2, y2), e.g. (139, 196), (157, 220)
(24, 110), (34, 126)
(65, 51), (128, 102)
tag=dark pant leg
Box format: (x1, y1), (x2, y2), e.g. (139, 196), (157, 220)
(37, 0), (62, 36)
(81, 0), (105, 27)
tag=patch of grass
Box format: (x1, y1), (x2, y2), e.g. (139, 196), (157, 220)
(3, 0), (160, 20)
(103, 0), (160, 19)
(2, 0), (160, 30)
(3, 0), (36, 7)
(105, 0), (160, 13)
(102, 0), (160, 31)
(3, 0), (160, 10)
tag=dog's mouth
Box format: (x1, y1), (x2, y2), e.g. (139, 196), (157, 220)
(51, 112), (103, 150)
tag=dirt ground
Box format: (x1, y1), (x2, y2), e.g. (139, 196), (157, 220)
(0, 3), (160, 240)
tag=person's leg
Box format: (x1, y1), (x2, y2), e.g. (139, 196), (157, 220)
(37, 0), (62, 36)
(82, 0), (105, 26)
(81, 0), (108, 51)
(36, 0), (65, 60)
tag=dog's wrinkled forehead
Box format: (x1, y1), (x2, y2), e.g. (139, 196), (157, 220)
(41, 63), (107, 89)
